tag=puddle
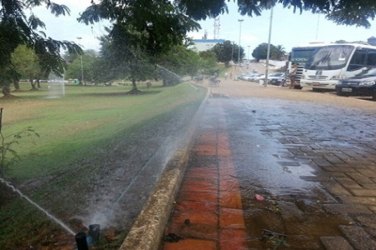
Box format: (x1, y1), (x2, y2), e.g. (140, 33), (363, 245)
(214, 98), (365, 248)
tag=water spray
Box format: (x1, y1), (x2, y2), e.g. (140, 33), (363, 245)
(0, 109), (101, 249)
(0, 177), (75, 235)
(0, 177), (102, 249)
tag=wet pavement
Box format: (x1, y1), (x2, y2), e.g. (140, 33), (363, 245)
(163, 82), (376, 249)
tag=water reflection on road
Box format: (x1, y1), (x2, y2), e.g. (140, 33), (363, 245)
(209, 96), (376, 248)
(223, 99), (320, 197)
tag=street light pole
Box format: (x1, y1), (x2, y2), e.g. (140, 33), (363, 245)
(247, 45), (251, 62)
(238, 19), (244, 65)
(76, 37), (84, 85)
(265, 7), (274, 87)
(231, 41), (234, 63)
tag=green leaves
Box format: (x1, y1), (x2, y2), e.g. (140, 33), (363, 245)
(277, 0), (376, 28)
(0, 0), (82, 89)
(212, 40), (243, 65)
(252, 43), (286, 61)
(80, 0), (200, 56)
(175, 0), (229, 20)
(46, 2), (71, 16)
(28, 15), (46, 30)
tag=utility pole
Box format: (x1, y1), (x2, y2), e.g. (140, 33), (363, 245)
(238, 19), (244, 65)
(214, 17), (220, 39)
(265, 7), (274, 87)
(231, 41), (234, 62)
(77, 37), (84, 85)
(247, 45), (251, 61)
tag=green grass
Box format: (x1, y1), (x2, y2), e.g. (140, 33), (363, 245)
(2, 82), (205, 180)
(0, 82), (206, 249)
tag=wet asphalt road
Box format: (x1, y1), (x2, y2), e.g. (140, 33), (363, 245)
(199, 86), (376, 249)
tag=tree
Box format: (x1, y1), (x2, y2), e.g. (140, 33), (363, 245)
(211, 41), (244, 66)
(79, 0), (200, 92)
(65, 50), (99, 84)
(95, 30), (156, 92)
(198, 51), (220, 75)
(158, 45), (201, 78)
(252, 43), (286, 62)
(276, 45), (286, 58)
(0, 1), (81, 97)
(11, 45), (41, 90)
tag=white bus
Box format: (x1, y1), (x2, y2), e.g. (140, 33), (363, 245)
(301, 43), (376, 90)
(288, 43), (327, 88)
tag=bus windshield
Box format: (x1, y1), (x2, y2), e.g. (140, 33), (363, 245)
(306, 45), (354, 70)
(291, 48), (319, 64)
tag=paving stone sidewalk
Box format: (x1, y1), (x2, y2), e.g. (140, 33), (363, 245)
(162, 81), (376, 249)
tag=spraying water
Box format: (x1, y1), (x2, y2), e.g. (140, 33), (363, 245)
(0, 177), (75, 236)
(47, 73), (66, 99)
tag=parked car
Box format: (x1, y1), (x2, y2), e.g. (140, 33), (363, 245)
(268, 72), (286, 85)
(238, 72), (262, 81)
(253, 74), (266, 83)
(246, 73), (263, 81)
(237, 73), (248, 81)
(336, 68), (376, 99)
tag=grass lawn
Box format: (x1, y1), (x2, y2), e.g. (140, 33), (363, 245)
(0, 81), (206, 249)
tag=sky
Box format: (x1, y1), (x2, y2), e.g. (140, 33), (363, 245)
(32, 0), (108, 50)
(34, 1), (376, 58)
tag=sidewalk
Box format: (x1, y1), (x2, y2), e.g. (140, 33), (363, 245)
(162, 102), (250, 250)
(161, 78), (376, 250)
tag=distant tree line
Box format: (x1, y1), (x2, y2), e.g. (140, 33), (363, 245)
(9, 42), (219, 90)
(209, 40), (286, 65)
(2, 0), (376, 96)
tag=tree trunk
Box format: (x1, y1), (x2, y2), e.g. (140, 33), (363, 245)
(36, 79), (41, 88)
(30, 78), (37, 90)
(127, 79), (141, 94)
(2, 86), (12, 97)
(132, 79), (137, 90)
(13, 80), (20, 91)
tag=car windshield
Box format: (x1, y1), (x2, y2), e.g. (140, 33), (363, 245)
(306, 45), (354, 70)
(354, 68), (376, 78)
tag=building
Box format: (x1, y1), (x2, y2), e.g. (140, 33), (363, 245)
(190, 39), (226, 52)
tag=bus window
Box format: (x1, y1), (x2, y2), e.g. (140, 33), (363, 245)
(366, 50), (376, 66)
(306, 45), (353, 70)
(348, 49), (366, 71)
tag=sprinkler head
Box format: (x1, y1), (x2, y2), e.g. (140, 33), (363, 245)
(75, 232), (88, 250)
(88, 224), (100, 244)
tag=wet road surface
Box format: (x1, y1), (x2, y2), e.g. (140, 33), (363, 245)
(163, 85), (376, 249)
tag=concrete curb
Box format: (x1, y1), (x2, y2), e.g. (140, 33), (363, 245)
(119, 84), (208, 250)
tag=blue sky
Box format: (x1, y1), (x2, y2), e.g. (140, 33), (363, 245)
(35, 1), (376, 58)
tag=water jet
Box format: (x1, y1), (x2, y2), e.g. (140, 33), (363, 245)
(0, 177), (75, 235)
